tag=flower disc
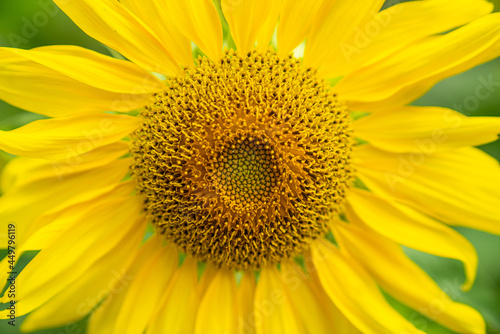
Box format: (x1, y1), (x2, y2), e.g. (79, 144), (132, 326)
(131, 50), (353, 269)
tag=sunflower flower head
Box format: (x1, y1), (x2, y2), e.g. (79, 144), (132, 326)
(0, 0), (500, 333)
(131, 49), (353, 269)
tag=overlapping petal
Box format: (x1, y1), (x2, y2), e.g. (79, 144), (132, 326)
(0, 142), (129, 194)
(308, 0), (493, 77)
(5, 46), (164, 93)
(119, 0), (193, 68)
(195, 269), (238, 334)
(335, 223), (486, 334)
(0, 113), (139, 160)
(0, 155), (131, 248)
(254, 266), (304, 334)
(303, 252), (363, 334)
(87, 236), (165, 334)
(346, 188), (478, 290)
(146, 257), (200, 334)
(354, 145), (500, 235)
(20, 224), (143, 331)
(276, 0), (326, 57)
(0, 192), (145, 317)
(311, 238), (424, 334)
(165, 0), (223, 60)
(279, 261), (335, 334)
(0, 181), (135, 291)
(336, 13), (500, 110)
(237, 272), (256, 334)
(0, 47), (157, 116)
(353, 106), (500, 153)
(255, 0), (281, 51)
(304, 0), (385, 77)
(113, 244), (178, 334)
(53, 0), (182, 75)
(222, 0), (273, 54)
(14, 181), (135, 253)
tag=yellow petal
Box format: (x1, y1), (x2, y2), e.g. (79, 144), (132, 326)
(19, 224), (143, 331)
(222, 0), (272, 54)
(336, 13), (500, 110)
(0, 141), (129, 193)
(18, 181), (136, 252)
(0, 113), (139, 160)
(303, 249), (364, 334)
(0, 49), (153, 116)
(353, 106), (500, 153)
(335, 223), (486, 334)
(197, 263), (217, 297)
(255, 0), (282, 51)
(0, 154), (132, 286)
(147, 257), (200, 334)
(87, 236), (165, 334)
(343, 0), (494, 74)
(53, 0), (181, 75)
(423, 146), (500, 197)
(0, 157), (42, 194)
(0, 157), (131, 248)
(346, 188), (478, 290)
(166, 0), (223, 61)
(280, 261), (334, 334)
(238, 272), (256, 334)
(311, 238), (424, 334)
(5, 46), (163, 94)
(304, 0), (385, 77)
(0, 193), (145, 316)
(114, 245), (178, 334)
(277, 0), (326, 57)
(119, 0), (193, 68)
(254, 266), (305, 334)
(355, 145), (500, 235)
(195, 269), (238, 334)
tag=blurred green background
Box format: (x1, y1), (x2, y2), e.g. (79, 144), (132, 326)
(0, 0), (499, 333)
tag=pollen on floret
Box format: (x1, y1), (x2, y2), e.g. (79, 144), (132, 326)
(131, 50), (353, 270)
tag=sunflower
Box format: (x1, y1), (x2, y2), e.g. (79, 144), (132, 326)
(1, 0), (500, 333)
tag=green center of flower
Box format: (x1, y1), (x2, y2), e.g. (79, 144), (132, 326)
(131, 50), (353, 270)
(208, 132), (282, 213)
